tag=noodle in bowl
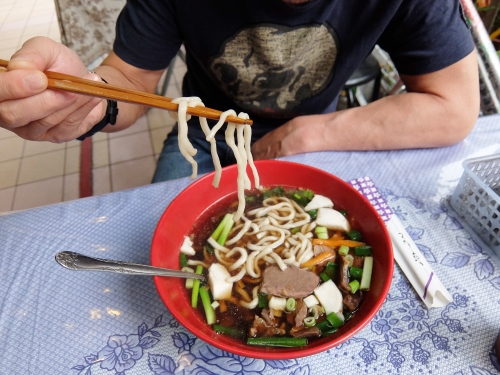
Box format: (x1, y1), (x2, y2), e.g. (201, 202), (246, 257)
(151, 160), (394, 359)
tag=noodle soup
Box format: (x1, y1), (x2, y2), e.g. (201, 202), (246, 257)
(180, 186), (374, 347)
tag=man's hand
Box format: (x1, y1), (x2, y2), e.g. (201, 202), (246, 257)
(0, 36), (106, 142)
(252, 115), (326, 160)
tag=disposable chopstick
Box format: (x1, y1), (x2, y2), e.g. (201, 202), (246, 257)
(349, 177), (453, 308)
(0, 59), (252, 125)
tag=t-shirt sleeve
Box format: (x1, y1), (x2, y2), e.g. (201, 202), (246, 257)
(378, 0), (475, 75)
(113, 0), (183, 71)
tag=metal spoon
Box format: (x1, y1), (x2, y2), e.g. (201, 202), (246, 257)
(55, 251), (206, 281)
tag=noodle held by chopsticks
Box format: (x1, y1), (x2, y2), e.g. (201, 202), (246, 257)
(169, 97), (260, 222)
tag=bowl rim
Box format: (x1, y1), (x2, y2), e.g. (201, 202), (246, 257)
(151, 160), (394, 359)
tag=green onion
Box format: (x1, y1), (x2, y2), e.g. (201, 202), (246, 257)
(315, 319), (332, 332)
(308, 209), (318, 220)
(308, 305), (322, 319)
(199, 286), (216, 325)
(322, 327), (339, 336)
(304, 316), (316, 327)
(180, 253), (188, 268)
(291, 227), (301, 234)
(338, 245), (349, 256)
(360, 256), (373, 291)
(338, 209), (348, 217)
(320, 272), (330, 282)
(349, 279), (360, 294)
(204, 243), (215, 255)
(214, 324), (246, 339)
(247, 337), (308, 347)
(346, 230), (363, 241)
(210, 213), (232, 241)
(263, 186), (285, 199)
(349, 266), (363, 279)
(286, 298), (296, 312)
(344, 311), (353, 321)
(354, 245), (372, 256)
(258, 292), (269, 308)
(345, 254), (354, 267)
(182, 267), (195, 289)
(289, 189), (314, 206)
(326, 312), (344, 328)
(324, 262), (337, 279)
(217, 214), (235, 245)
(191, 265), (204, 308)
(316, 232), (329, 240)
(315, 226), (327, 234)
(245, 195), (256, 203)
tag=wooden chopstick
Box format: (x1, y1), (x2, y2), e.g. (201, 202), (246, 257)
(0, 59), (252, 125)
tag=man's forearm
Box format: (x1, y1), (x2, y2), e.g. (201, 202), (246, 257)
(319, 90), (478, 151)
(94, 52), (165, 132)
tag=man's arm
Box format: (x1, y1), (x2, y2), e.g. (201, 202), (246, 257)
(94, 51), (165, 133)
(251, 50), (480, 159)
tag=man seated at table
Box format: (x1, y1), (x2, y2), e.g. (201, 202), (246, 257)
(0, 0), (480, 182)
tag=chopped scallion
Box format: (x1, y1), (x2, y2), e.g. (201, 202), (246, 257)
(180, 253), (188, 268)
(347, 230), (363, 241)
(304, 316), (316, 327)
(320, 272), (331, 282)
(349, 266), (363, 279)
(199, 286), (216, 325)
(326, 312), (344, 329)
(338, 245), (349, 256)
(354, 245), (372, 256)
(217, 214), (235, 245)
(258, 292), (269, 308)
(214, 324), (246, 339)
(210, 213), (232, 241)
(286, 298), (296, 312)
(360, 256), (373, 291)
(349, 279), (360, 294)
(316, 232), (329, 240)
(191, 265), (203, 308)
(247, 337), (307, 347)
(314, 226), (327, 234)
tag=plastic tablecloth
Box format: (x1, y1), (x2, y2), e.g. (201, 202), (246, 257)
(1, 115), (500, 375)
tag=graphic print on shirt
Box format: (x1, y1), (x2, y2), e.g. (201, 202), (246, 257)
(210, 23), (338, 118)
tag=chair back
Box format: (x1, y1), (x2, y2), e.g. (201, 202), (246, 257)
(54, 0), (125, 67)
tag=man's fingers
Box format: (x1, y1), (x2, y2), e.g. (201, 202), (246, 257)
(0, 69), (47, 99)
(0, 88), (77, 130)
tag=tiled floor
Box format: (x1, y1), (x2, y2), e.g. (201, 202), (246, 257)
(0, 0), (186, 213)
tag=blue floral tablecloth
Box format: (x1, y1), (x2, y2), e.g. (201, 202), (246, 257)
(1, 115), (500, 375)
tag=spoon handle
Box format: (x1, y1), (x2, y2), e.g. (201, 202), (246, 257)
(55, 251), (205, 280)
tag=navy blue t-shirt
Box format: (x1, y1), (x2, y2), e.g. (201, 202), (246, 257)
(113, 0), (474, 140)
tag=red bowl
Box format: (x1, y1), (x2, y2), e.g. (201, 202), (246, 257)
(151, 160), (393, 359)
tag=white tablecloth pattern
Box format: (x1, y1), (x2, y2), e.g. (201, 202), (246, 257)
(1, 115), (500, 375)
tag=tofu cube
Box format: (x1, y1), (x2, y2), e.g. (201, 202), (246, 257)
(313, 279), (343, 315)
(304, 194), (334, 211)
(208, 263), (233, 300)
(316, 208), (350, 232)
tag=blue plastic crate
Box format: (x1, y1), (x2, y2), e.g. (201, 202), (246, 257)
(450, 154), (500, 256)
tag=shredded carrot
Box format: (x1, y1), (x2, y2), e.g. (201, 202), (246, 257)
(301, 251), (336, 268)
(312, 238), (365, 248)
(219, 300), (227, 313)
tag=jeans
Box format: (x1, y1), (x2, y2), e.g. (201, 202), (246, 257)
(152, 129), (238, 183)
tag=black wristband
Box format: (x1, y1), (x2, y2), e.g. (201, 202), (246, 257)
(77, 76), (119, 141)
